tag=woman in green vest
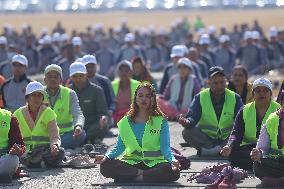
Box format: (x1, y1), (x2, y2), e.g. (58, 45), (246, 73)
(112, 60), (139, 125)
(250, 90), (284, 187)
(221, 77), (280, 170)
(14, 81), (64, 168)
(95, 82), (180, 182)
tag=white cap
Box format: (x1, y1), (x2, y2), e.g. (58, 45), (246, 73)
(177, 58), (193, 70)
(69, 62), (87, 77)
(12, 54), (28, 66)
(244, 31), (253, 40)
(269, 27), (278, 37)
(117, 60), (132, 70)
(52, 32), (61, 42)
(124, 33), (135, 42)
(44, 64), (62, 78)
(25, 81), (45, 96)
(252, 31), (260, 40)
(60, 33), (69, 42)
(170, 45), (185, 58)
(72, 36), (82, 46)
(199, 34), (210, 45)
(180, 45), (189, 55)
(252, 77), (272, 91)
(82, 54), (97, 65)
(0, 36), (7, 45)
(208, 25), (216, 34)
(42, 35), (52, 45)
(219, 35), (230, 43)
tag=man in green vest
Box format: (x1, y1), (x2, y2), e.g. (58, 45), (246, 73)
(112, 60), (139, 124)
(179, 66), (243, 156)
(221, 77), (280, 170)
(0, 108), (25, 183)
(44, 64), (86, 149)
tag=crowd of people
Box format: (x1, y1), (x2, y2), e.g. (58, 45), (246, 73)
(0, 17), (284, 187)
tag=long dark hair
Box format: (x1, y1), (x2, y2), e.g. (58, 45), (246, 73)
(131, 56), (154, 82)
(127, 82), (165, 121)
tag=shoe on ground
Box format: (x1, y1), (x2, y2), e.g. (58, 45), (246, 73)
(196, 171), (221, 184)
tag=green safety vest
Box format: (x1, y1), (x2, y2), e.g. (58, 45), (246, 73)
(199, 88), (236, 140)
(266, 113), (284, 158)
(242, 101), (280, 146)
(117, 116), (168, 167)
(14, 106), (56, 151)
(112, 79), (140, 101)
(0, 109), (12, 155)
(44, 85), (73, 134)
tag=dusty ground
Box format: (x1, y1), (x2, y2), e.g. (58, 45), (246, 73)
(0, 9), (283, 36)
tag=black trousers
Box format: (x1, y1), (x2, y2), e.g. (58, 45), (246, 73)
(228, 144), (255, 170)
(100, 159), (180, 183)
(253, 157), (284, 180)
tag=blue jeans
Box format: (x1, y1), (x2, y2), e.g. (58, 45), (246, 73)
(61, 130), (86, 149)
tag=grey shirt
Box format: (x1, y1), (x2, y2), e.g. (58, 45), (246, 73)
(45, 86), (85, 129)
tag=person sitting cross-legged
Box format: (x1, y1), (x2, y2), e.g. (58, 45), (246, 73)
(221, 78), (280, 170)
(95, 83), (180, 183)
(179, 66), (243, 156)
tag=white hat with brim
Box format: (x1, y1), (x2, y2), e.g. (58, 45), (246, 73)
(82, 54), (97, 65)
(69, 62), (87, 77)
(12, 54), (28, 67)
(44, 64), (63, 78)
(72, 37), (82, 46)
(177, 57), (193, 70)
(252, 77), (272, 91)
(170, 45), (185, 58)
(25, 81), (45, 96)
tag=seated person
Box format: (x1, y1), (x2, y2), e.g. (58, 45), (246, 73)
(227, 65), (253, 105)
(14, 81), (64, 168)
(0, 108), (25, 183)
(44, 64), (86, 149)
(221, 78), (280, 170)
(112, 60), (139, 125)
(95, 83), (180, 183)
(131, 56), (158, 91)
(250, 92), (284, 187)
(158, 58), (201, 120)
(179, 66), (243, 156)
(69, 62), (109, 144)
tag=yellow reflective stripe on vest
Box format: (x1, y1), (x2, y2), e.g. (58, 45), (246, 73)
(266, 112), (284, 158)
(23, 136), (50, 142)
(242, 101), (280, 146)
(199, 88), (236, 140)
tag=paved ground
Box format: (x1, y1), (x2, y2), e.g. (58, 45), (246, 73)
(1, 122), (269, 189)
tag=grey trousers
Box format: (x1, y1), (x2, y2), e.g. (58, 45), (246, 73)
(182, 126), (227, 150)
(0, 154), (19, 176)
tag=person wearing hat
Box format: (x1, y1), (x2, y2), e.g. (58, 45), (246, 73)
(43, 64), (86, 149)
(14, 81), (64, 168)
(69, 62), (109, 144)
(158, 58), (201, 120)
(160, 45), (186, 94)
(235, 31), (265, 75)
(39, 35), (58, 72)
(250, 90), (284, 187)
(116, 33), (144, 63)
(0, 107), (25, 184)
(1, 54), (31, 112)
(112, 60), (140, 125)
(221, 77), (280, 170)
(0, 36), (8, 63)
(81, 54), (116, 119)
(198, 33), (215, 69)
(213, 35), (236, 76)
(178, 66), (243, 156)
(72, 36), (86, 59)
(22, 34), (40, 75)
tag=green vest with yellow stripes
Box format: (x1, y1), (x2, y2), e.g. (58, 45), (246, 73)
(198, 88), (236, 140)
(117, 115), (168, 167)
